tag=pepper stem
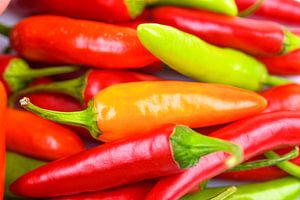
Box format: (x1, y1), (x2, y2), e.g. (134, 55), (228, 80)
(264, 75), (291, 87)
(238, 0), (265, 17)
(19, 97), (101, 139)
(230, 147), (299, 171)
(0, 23), (11, 37)
(208, 186), (237, 200)
(264, 148), (300, 178)
(282, 30), (300, 54)
(170, 126), (243, 169)
(10, 73), (87, 105)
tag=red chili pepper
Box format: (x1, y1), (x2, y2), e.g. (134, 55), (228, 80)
(6, 108), (85, 161)
(10, 124), (242, 198)
(235, 0), (300, 24)
(150, 6), (300, 56)
(0, 82), (6, 199)
(145, 111), (300, 200)
(257, 29), (300, 75)
(10, 15), (158, 69)
(13, 69), (161, 106)
(30, 0), (146, 22)
(49, 181), (154, 200)
(0, 55), (78, 94)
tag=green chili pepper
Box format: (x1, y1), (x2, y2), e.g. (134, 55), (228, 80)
(5, 152), (46, 199)
(137, 23), (290, 91)
(147, 0), (238, 16)
(181, 177), (300, 200)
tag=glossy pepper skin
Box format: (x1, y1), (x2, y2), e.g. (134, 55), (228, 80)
(0, 82), (6, 199)
(182, 177), (300, 200)
(14, 69), (161, 106)
(10, 125), (242, 198)
(150, 6), (300, 56)
(10, 15), (158, 69)
(31, 0), (145, 22)
(257, 30), (300, 75)
(145, 111), (300, 200)
(20, 81), (266, 142)
(137, 24), (290, 91)
(49, 182), (154, 200)
(0, 55), (78, 94)
(5, 152), (46, 199)
(6, 108), (84, 161)
(236, 0), (300, 24)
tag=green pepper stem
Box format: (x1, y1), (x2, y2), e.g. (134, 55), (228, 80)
(10, 72), (87, 106)
(20, 65), (79, 79)
(208, 186), (237, 200)
(230, 147), (299, 171)
(238, 0), (265, 17)
(264, 75), (292, 87)
(170, 126), (243, 169)
(264, 147), (300, 178)
(0, 23), (11, 37)
(282, 30), (300, 54)
(19, 97), (101, 139)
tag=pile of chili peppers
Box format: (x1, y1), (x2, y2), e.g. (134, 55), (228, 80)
(1, 0), (300, 199)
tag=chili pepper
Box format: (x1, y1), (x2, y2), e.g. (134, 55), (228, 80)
(235, 0), (300, 24)
(148, 0), (238, 16)
(257, 30), (300, 75)
(0, 82), (6, 199)
(5, 151), (46, 199)
(49, 181), (154, 200)
(150, 6), (300, 56)
(10, 124), (242, 198)
(12, 69), (161, 106)
(0, 55), (78, 94)
(137, 24), (291, 91)
(6, 16), (158, 69)
(19, 81), (266, 142)
(144, 111), (300, 200)
(6, 108), (85, 161)
(31, 0), (146, 22)
(182, 177), (300, 200)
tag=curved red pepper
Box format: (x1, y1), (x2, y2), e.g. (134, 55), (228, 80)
(49, 181), (154, 200)
(150, 6), (294, 56)
(257, 29), (300, 75)
(145, 111), (300, 200)
(236, 0), (300, 24)
(11, 15), (158, 69)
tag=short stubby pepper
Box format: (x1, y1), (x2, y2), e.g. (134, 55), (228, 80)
(137, 24), (291, 91)
(182, 177), (300, 200)
(0, 55), (78, 94)
(9, 16), (158, 69)
(5, 152), (46, 199)
(20, 81), (266, 142)
(10, 125), (242, 198)
(150, 6), (300, 56)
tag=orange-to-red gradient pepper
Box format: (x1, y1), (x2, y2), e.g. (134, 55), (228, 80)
(20, 81), (266, 142)
(0, 82), (6, 198)
(9, 15), (158, 69)
(6, 108), (84, 161)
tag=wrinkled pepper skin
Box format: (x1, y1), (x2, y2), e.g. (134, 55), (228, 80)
(236, 0), (300, 24)
(10, 124), (241, 197)
(0, 82), (6, 199)
(145, 111), (300, 200)
(30, 0), (145, 22)
(182, 177), (300, 200)
(11, 15), (158, 69)
(5, 152), (46, 199)
(49, 182), (154, 200)
(150, 6), (300, 56)
(6, 108), (84, 161)
(257, 30), (300, 75)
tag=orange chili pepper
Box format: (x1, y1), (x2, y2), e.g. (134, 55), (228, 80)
(6, 108), (85, 161)
(0, 82), (6, 198)
(20, 81), (267, 142)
